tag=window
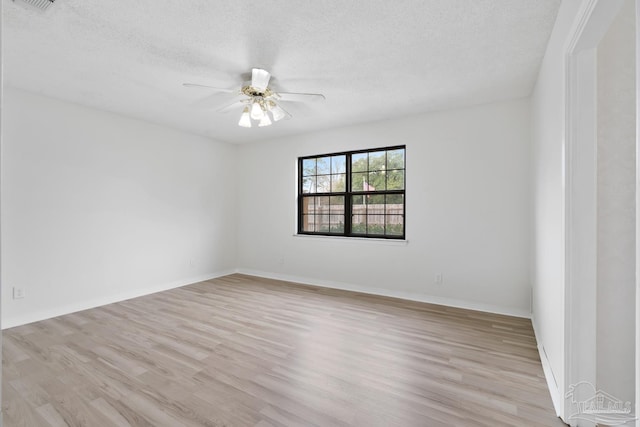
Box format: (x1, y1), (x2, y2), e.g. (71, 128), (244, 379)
(298, 146), (405, 239)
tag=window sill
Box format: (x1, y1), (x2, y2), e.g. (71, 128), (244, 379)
(293, 234), (409, 246)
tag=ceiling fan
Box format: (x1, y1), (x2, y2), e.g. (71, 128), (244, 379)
(183, 68), (325, 128)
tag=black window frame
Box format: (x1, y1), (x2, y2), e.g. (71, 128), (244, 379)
(298, 145), (406, 239)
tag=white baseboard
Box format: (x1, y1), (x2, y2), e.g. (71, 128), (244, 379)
(4, 267), (531, 327)
(2, 269), (236, 329)
(531, 316), (563, 419)
(235, 268), (531, 319)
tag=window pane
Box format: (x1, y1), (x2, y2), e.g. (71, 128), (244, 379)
(302, 214), (315, 232)
(352, 153), (368, 172)
(368, 194), (385, 206)
(305, 196), (324, 215)
(351, 215), (366, 234)
(301, 196), (313, 214)
(317, 196), (330, 209)
(331, 174), (346, 192)
(331, 155), (346, 174)
(386, 193), (403, 205)
(330, 215), (345, 232)
(368, 151), (386, 171)
(351, 172), (367, 192)
(386, 195), (404, 214)
(387, 149), (405, 169)
(317, 157), (330, 175)
(352, 195), (366, 226)
(329, 196), (344, 213)
(367, 215), (385, 235)
(317, 211), (330, 232)
(367, 171), (385, 191)
(302, 159), (316, 176)
(386, 170), (404, 190)
(302, 176), (315, 193)
(316, 175), (331, 193)
(386, 215), (404, 236)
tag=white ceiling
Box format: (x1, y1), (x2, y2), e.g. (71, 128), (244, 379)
(4, 0), (561, 144)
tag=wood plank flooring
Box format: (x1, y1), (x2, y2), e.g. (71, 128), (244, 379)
(3, 274), (565, 426)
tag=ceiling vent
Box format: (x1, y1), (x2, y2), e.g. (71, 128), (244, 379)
(14, 0), (55, 11)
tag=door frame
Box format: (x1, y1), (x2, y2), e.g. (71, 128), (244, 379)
(562, 0), (627, 425)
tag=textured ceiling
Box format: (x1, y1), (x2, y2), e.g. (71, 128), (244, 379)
(4, 0), (560, 144)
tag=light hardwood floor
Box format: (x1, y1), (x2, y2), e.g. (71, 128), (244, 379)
(3, 274), (566, 426)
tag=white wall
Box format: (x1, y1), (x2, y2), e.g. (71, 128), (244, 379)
(530, 0), (584, 412)
(1, 87), (238, 328)
(236, 98), (532, 317)
(596, 0), (636, 407)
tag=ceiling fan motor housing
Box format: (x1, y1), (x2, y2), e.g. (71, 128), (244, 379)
(242, 85), (273, 98)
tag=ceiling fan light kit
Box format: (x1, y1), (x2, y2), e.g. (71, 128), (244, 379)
(184, 68), (325, 129)
(250, 99), (264, 120)
(258, 113), (272, 127)
(238, 106), (252, 128)
(269, 101), (287, 122)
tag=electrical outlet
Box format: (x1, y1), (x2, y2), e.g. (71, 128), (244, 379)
(13, 287), (25, 299)
(434, 273), (443, 285)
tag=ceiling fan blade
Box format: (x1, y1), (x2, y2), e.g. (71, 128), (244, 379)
(183, 83), (237, 93)
(251, 68), (271, 91)
(265, 100), (292, 122)
(191, 92), (242, 109)
(216, 99), (250, 113)
(275, 92), (326, 103)
(277, 102), (292, 119)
